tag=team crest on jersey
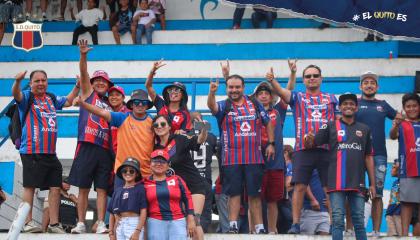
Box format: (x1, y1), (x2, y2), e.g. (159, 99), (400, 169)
(338, 130), (346, 137)
(320, 124), (328, 129)
(321, 98), (329, 104)
(356, 130), (363, 137)
(376, 106), (384, 112)
(12, 21), (43, 52)
(122, 191), (129, 199)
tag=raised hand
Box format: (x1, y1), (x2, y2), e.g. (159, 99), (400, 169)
(266, 67), (275, 82)
(220, 60), (230, 79)
(15, 71), (27, 82)
(209, 78), (219, 94)
(78, 39), (92, 55)
(151, 59), (166, 74)
(288, 59), (298, 73)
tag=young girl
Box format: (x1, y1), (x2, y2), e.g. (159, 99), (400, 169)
(390, 93), (420, 236)
(133, 0), (156, 44)
(108, 158), (147, 240)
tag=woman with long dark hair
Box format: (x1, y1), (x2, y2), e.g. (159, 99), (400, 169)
(152, 115), (207, 240)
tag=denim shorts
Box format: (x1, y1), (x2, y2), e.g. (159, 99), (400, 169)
(147, 217), (186, 240)
(116, 217), (144, 240)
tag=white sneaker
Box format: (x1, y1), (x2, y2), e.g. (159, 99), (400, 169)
(22, 220), (42, 233)
(95, 220), (108, 234)
(71, 222), (86, 234)
(47, 223), (66, 233)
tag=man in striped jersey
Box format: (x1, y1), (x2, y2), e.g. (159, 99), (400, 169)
(12, 70), (79, 233)
(305, 93), (375, 240)
(207, 75), (275, 234)
(268, 65), (339, 234)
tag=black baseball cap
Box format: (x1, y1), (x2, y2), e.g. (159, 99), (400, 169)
(339, 93), (358, 106)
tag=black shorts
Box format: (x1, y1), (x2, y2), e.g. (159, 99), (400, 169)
(222, 164), (264, 197)
(68, 142), (113, 190)
(21, 154), (62, 189)
(291, 148), (329, 186)
(185, 176), (206, 195)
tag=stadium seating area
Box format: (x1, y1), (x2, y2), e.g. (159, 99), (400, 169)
(0, 0), (419, 236)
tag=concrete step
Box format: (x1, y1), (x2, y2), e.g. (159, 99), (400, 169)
(1, 28), (370, 46)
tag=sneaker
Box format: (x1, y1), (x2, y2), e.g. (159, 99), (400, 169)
(71, 222), (86, 234)
(370, 231), (380, 237)
(47, 223), (66, 233)
(22, 221), (42, 233)
(344, 229), (355, 236)
(287, 223), (300, 234)
(95, 220), (108, 234)
(228, 226), (239, 234)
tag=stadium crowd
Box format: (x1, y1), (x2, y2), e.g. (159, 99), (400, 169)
(6, 37), (420, 240)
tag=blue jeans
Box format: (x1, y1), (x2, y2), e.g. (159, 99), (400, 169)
(330, 191), (367, 240)
(147, 217), (186, 240)
(136, 24), (153, 44)
(374, 155), (387, 197)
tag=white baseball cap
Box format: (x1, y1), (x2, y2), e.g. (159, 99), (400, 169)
(360, 71), (378, 83)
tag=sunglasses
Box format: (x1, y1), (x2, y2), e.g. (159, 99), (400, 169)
(304, 74), (320, 79)
(167, 88), (181, 94)
(153, 122), (167, 128)
(132, 99), (149, 106)
(122, 168), (136, 175)
(152, 158), (167, 164)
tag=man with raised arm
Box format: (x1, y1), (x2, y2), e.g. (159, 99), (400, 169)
(12, 70), (79, 233)
(268, 65), (339, 234)
(68, 39), (114, 234)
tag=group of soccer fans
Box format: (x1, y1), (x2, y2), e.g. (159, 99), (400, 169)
(10, 39), (420, 240)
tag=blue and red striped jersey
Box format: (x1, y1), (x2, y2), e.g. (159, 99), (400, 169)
(18, 90), (67, 154)
(289, 91), (338, 151)
(78, 92), (112, 149)
(398, 121), (420, 178)
(144, 175), (194, 220)
(154, 96), (192, 133)
(214, 96), (270, 166)
(314, 119), (373, 192)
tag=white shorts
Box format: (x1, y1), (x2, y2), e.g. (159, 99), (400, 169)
(116, 216), (144, 240)
(300, 209), (330, 234)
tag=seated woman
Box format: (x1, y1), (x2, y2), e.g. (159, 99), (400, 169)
(148, 0), (166, 30)
(152, 115), (207, 239)
(108, 158), (147, 240)
(144, 150), (195, 239)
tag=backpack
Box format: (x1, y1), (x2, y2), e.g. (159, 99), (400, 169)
(220, 95), (261, 124)
(6, 92), (57, 149)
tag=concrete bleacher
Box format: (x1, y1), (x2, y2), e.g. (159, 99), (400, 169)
(0, 0), (419, 234)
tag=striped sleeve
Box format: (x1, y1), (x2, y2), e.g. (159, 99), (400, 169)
(177, 176), (194, 215)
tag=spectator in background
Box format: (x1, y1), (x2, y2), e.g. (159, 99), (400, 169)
(144, 150), (196, 239)
(107, 0), (136, 23)
(12, 70), (79, 234)
(145, 60), (193, 133)
(232, 4), (245, 29)
(111, 0), (136, 44)
(133, 0), (156, 45)
(25, 0), (48, 21)
(148, 0), (166, 30)
(251, 6), (277, 29)
(390, 93), (420, 236)
(0, 0), (24, 45)
(71, 0), (105, 45)
(300, 170), (330, 235)
(42, 178), (78, 233)
(190, 111), (218, 233)
(386, 159), (401, 236)
(58, 0), (88, 21)
(355, 71), (402, 237)
(0, 185), (6, 208)
(276, 145), (293, 234)
(214, 176), (229, 233)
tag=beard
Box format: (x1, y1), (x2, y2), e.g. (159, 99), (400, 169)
(363, 92), (376, 98)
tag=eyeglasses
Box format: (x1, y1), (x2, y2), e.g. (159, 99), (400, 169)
(122, 168), (136, 175)
(132, 99), (149, 106)
(304, 74), (320, 79)
(167, 88), (181, 94)
(153, 122), (167, 128)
